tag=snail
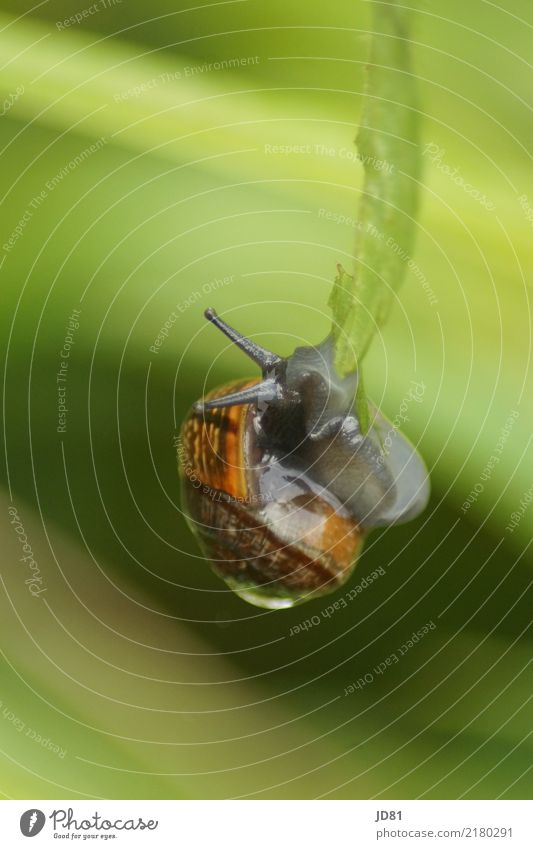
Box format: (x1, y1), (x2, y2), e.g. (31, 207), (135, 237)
(179, 306), (430, 609)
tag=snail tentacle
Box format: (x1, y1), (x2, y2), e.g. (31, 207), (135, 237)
(204, 307), (282, 370)
(194, 379), (281, 413)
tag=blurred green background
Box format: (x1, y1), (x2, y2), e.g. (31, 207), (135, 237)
(1, 0), (531, 799)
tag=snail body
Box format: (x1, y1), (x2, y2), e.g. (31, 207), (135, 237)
(180, 308), (429, 609)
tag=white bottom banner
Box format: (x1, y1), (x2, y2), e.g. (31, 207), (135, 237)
(0, 800), (530, 848)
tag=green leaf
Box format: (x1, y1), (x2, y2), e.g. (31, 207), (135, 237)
(330, 0), (421, 376)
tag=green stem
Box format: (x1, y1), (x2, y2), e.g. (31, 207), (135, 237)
(329, 0), (421, 378)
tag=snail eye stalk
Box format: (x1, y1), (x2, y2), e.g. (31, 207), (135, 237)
(194, 379), (281, 413)
(204, 308), (282, 371)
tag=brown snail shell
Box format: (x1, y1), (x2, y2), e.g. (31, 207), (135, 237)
(180, 380), (364, 609)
